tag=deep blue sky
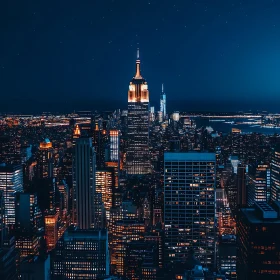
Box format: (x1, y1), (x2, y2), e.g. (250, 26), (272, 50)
(1, 0), (280, 113)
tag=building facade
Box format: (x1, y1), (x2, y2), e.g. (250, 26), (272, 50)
(237, 202), (280, 279)
(73, 138), (96, 229)
(160, 83), (166, 120)
(271, 145), (280, 202)
(51, 227), (109, 279)
(164, 152), (216, 268)
(126, 49), (151, 175)
(0, 164), (23, 227)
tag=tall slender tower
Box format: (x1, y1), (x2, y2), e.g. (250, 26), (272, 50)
(160, 83), (166, 119)
(73, 138), (96, 229)
(126, 49), (151, 175)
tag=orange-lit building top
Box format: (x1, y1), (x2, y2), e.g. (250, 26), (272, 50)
(73, 124), (81, 137)
(39, 138), (53, 149)
(128, 48), (149, 103)
(45, 212), (59, 251)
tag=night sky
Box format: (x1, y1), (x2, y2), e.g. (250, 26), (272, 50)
(1, 0), (280, 113)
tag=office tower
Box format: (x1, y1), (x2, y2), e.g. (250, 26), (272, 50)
(72, 124), (81, 147)
(111, 219), (145, 276)
(37, 139), (54, 179)
(0, 135), (21, 165)
(157, 111), (163, 123)
(0, 164), (23, 227)
(126, 49), (151, 175)
(96, 170), (113, 222)
(237, 164), (247, 209)
(0, 236), (19, 280)
(0, 191), (3, 244)
(109, 129), (120, 162)
(20, 255), (50, 280)
(237, 202), (280, 279)
(150, 106), (155, 122)
(20, 145), (32, 164)
(218, 243), (236, 280)
(57, 180), (69, 216)
(15, 192), (41, 231)
(160, 83), (166, 119)
(93, 122), (108, 169)
(125, 240), (160, 280)
(105, 162), (120, 207)
(247, 164), (270, 205)
(73, 138), (96, 229)
(164, 152), (216, 268)
(271, 145), (280, 201)
(15, 193), (42, 260)
(51, 227), (110, 279)
(45, 212), (58, 251)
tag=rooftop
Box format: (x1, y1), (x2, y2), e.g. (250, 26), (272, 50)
(164, 152), (216, 161)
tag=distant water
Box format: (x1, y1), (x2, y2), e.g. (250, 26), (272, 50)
(194, 118), (280, 135)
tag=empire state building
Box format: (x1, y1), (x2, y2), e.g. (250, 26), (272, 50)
(126, 50), (151, 175)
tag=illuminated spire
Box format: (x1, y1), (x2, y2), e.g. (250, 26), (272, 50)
(135, 48), (142, 78)
(162, 83), (164, 93)
(73, 124), (81, 136)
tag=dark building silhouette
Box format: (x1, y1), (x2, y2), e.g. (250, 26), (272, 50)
(237, 202), (280, 279)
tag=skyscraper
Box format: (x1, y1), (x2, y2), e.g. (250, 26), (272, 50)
(126, 49), (151, 175)
(37, 139), (54, 179)
(247, 164), (270, 205)
(51, 227), (110, 279)
(271, 145), (280, 202)
(0, 164), (23, 227)
(237, 202), (280, 279)
(109, 129), (120, 162)
(160, 83), (166, 120)
(73, 138), (96, 229)
(164, 152), (216, 268)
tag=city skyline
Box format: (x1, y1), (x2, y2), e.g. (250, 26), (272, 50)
(2, 2), (280, 279)
(1, 1), (280, 113)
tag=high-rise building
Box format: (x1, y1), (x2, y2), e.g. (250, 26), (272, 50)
(0, 164), (23, 227)
(271, 145), (280, 202)
(45, 212), (59, 251)
(160, 83), (166, 120)
(247, 164), (270, 205)
(51, 227), (110, 279)
(126, 49), (151, 175)
(237, 202), (280, 279)
(37, 139), (54, 179)
(72, 124), (81, 148)
(15, 192), (42, 260)
(73, 138), (96, 229)
(164, 152), (216, 268)
(124, 240), (160, 280)
(20, 255), (50, 280)
(96, 170), (113, 223)
(93, 123), (108, 170)
(109, 130), (120, 162)
(0, 236), (19, 280)
(237, 164), (247, 209)
(0, 191), (4, 244)
(111, 219), (145, 276)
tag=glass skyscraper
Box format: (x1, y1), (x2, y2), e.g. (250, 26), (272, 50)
(160, 83), (166, 120)
(164, 152), (216, 268)
(271, 145), (280, 202)
(126, 49), (151, 175)
(0, 164), (23, 226)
